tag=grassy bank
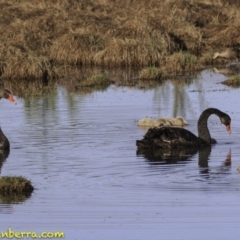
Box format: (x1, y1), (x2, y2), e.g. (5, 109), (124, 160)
(0, 176), (34, 203)
(0, 176), (34, 195)
(222, 75), (240, 87)
(1, 0), (240, 80)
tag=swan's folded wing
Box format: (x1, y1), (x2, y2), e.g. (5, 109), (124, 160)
(136, 127), (200, 149)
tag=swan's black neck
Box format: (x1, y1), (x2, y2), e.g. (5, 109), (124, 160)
(197, 108), (225, 144)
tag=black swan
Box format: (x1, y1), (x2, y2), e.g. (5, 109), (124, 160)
(0, 85), (16, 148)
(0, 88), (16, 105)
(136, 108), (231, 149)
(0, 127), (9, 149)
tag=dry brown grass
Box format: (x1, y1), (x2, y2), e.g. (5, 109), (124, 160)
(0, 0), (240, 80)
(164, 51), (203, 74)
(139, 67), (164, 80)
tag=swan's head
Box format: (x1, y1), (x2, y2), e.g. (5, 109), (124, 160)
(2, 89), (17, 105)
(220, 114), (231, 134)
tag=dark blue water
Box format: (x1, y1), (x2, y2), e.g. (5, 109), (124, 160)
(0, 70), (240, 240)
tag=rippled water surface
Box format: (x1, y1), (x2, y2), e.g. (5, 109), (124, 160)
(1, 70), (240, 239)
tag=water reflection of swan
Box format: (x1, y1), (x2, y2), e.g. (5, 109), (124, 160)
(198, 147), (232, 178)
(137, 146), (199, 164)
(198, 147), (231, 168)
(136, 108), (231, 149)
(137, 144), (210, 165)
(138, 144), (232, 177)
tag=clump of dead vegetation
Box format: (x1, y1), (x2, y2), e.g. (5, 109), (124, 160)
(164, 51), (203, 74)
(80, 73), (112, 88)
(139, 67), (164, 80)
(0, 176), (34, 203)
(221, 75), (240, 87)
(0, 176), (34, 195)
(0, 0), (240, 81)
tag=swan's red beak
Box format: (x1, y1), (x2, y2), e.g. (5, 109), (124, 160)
(226, 124), (231, 134)
(7, 93), (17, 105)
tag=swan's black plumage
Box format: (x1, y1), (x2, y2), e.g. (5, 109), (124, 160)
(0, 80), (16, 149)
(136, 108), (231, 150)
(0, 79), (16, 105)
(0, 127), (9, 149)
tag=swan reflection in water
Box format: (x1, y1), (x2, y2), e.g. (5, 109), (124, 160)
(198, 147), (232, 178)
(137, 146), (232, 177)
(137, 146), (199, 165)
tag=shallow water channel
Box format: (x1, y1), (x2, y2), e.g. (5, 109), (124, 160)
(1, 70), (240, 239)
